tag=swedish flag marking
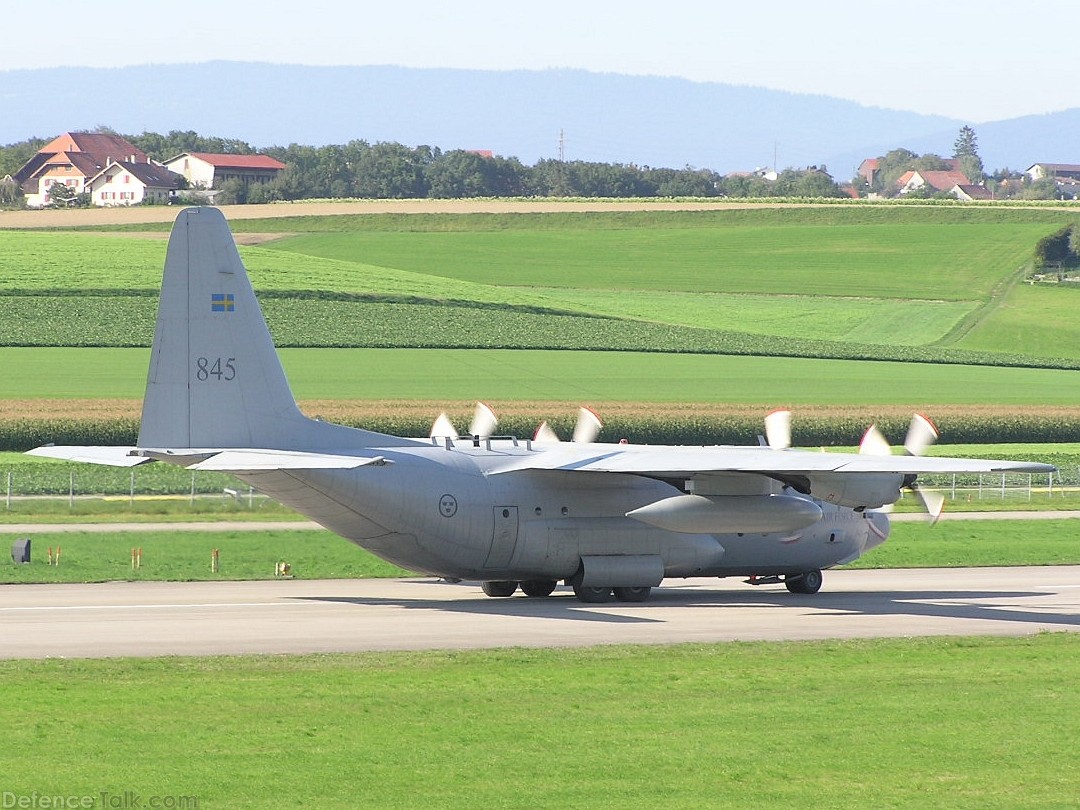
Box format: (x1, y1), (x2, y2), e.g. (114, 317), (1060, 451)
(211, 293), (235, 312)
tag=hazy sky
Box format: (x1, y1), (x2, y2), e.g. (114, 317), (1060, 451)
(4, 0), (1076, 122)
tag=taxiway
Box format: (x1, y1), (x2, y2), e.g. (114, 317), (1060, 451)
(2, 566), (1077, 659)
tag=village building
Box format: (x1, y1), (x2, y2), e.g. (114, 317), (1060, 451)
(896, 169), (971, 195)
(951, 183), (994, 201)
(87, 159), (183, 206)
(14, 131), (154, 207)
(163, 152), (286, 189)
(1025, 163), (1080, 182)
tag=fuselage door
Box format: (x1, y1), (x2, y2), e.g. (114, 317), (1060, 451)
(485, 506), (520, 568)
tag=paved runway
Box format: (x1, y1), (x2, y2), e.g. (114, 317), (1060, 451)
(2, 566), (1078, 659)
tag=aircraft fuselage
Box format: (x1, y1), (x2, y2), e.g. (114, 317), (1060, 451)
(235, 436), (888, 583)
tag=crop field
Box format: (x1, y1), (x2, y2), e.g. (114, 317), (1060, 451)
(2, 206), (1079, 362)
(3, 204), (1080, 451)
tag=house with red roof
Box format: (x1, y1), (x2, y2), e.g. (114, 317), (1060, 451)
(856, 158), (880, 186)
(87, 159), (183, 206)
(164, 152), (286, 190)
(14, 131), (154, 207)
(897, 169), (971, 195)
(951, 183), (993, 201)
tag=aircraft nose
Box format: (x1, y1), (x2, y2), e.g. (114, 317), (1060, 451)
(864, 510), (891, 551)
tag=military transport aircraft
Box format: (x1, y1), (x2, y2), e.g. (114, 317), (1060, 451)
(29, 207), (1055, 602)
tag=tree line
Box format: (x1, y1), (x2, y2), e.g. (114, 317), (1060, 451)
(0, 128), (845, 206)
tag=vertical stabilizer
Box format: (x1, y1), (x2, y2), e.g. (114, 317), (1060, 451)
(138, 207), (306, 449)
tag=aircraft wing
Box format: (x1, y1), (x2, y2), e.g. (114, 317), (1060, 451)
(27, 445), (388, 472)
(488, 444), (1056, 478)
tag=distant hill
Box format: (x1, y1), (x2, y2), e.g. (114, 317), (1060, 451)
(0, 62), (1071, 177)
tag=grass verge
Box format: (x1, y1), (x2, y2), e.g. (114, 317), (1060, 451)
(0, 635), (1076, 809)
(0, 529), (408, 583)
(2, 520), (1078, 584)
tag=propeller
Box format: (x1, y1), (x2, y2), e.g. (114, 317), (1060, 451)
(572, 407), (603, 443)
(859, 413), (943, 523)
(430, 412), (457, 439)
(429, 402), (498, 439)
(533, 407), (604, 443)
(533, 420), (561, 443)
(468, 402), (498, 438)
(764, 409), (792, 449)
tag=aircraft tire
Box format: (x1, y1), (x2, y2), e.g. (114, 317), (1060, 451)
(481, 580), (519, 598)
(613, 586), (651, 602)
(573, 585), (613, 603)
(785, 569), (823, 594)
(520, 579), (558, 597)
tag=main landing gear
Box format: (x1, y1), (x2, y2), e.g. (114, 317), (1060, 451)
(480, 579), (559, 598)
(479, 580), (652, 602)
(784, 568), (823, 594)
(745, 569), (824, 594)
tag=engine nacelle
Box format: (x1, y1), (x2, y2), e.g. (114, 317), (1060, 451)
(805, 472), (905, 509)
(626, 494), (823, 534)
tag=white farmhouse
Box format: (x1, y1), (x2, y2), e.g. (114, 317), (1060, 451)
(164, 152), (286, 189)
(88, 160), (182, 206)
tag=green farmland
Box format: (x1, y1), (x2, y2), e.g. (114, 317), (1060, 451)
(4, 203), (1080, 449)
(3, 205), (1080, 363)
(5, 346), (1080, 405)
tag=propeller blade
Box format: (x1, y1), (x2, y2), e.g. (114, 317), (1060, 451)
(430, 412), (457, 439)
(534, 421), (561, 443)
(858, 424), (893, 456)
(572, 407), (603, 443)
(468, 402), (498, 438)
(915, 485), (945, 524)
(904, 413), (940, 456)
(764, 409), (792, 450)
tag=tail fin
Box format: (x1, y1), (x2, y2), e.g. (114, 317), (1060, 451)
(138, 207), (311, 449)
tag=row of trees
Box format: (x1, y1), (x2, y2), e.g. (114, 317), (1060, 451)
(1, 128), (845, 206)
(195, 140), (844, 204)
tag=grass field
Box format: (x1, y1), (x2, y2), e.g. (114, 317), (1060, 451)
(2, 519), (1077, 584)
(2, 206), (1079, 365)
(268, 221), (1042, 299)
(5, 346), (1080, 404)
(1, 634), (1077, 808)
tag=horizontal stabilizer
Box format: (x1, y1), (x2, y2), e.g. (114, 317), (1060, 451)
(25, 446), (150, 467)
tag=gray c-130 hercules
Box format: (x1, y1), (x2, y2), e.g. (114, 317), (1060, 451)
(29, 207), (1055, 602)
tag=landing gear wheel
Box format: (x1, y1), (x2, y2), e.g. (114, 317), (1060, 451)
(520, 579), (558, 597)
(481, 580), (518, 598)
(785, 569), (823, 594)
(573, 584), (613, 603)
(613, 586), (651, 602)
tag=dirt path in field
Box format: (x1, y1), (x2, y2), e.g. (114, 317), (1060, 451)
(0, 199), (788, 229)
(5, 199), (1080, 230)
